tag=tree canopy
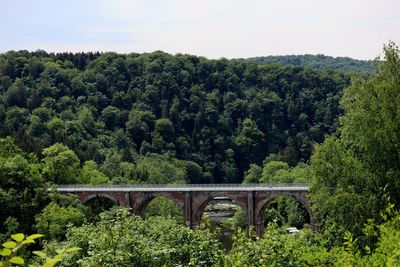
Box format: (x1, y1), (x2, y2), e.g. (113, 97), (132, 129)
(0, 50), (350, 183)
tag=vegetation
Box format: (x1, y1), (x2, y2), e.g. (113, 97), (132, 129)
(310, 42), (400, 244)
(0, 43), (400, 265)
(0, 50), (350, 184)
(247, 54), (377, 75)
(0, 233), (81, 267)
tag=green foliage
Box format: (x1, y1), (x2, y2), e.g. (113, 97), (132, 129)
(1, 233), (43, 266)
(340, 42), (400, 195)
(41, 144), (80, 184)
(243, 164), (262, 184)
(324, 201), (400, 266)
(264, 196), (308, 228)
(224, 224), (336, 266)
(134, 155), (188, 184)
(44, 208), (224, 266)
(247, 54), (377, 74)
(260, 161), (290, 183)
(0, 50), (350, 183)
(0, 232), (80, 267)
(243, 160), (312, 229)
(244, 160), (311, 184)
(35, 194), (87, 240)
(0, 138), (48, 238)
(77, 160), (109, 185)
(310, 43), (400, 239)
(144, 197), (184, 224)
(223, 209), (247, 230)
(33, 246), (82, 267)
(234, 118), (265, 171)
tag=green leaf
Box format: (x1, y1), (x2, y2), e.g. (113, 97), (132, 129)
(26, 234), (44, 240)
(2, 241), (16, 249)
(53, 254), (64, 261)
(11, 234), (24, 242)
(44, 258), (61, 267)
(9, 256), (24, 265)
(65, 247), (82, 253)
(0, 248), (12, 256)
(33, 251), (47, 258)
(21, 239), (35, 245)
(55, 249), (63, 255)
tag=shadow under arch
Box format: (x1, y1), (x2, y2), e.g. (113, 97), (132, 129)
(255, 192), (313, 235)
(82, 193), (119, 205)
(82, 193), (120, 215)
(134, 192), (185, 220)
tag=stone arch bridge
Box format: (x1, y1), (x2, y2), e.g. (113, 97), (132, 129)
(53, 184), (315, 236)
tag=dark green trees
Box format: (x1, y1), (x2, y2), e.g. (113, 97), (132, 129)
(0, 50), (349, 183)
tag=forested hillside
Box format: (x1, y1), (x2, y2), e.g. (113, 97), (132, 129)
(0, 50), (350, 183)
(247, 54), (376, 74)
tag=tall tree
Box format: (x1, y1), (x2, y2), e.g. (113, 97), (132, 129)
(310, 43), (400, 238)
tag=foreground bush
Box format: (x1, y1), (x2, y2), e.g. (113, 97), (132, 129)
(43, 208), (224, 267)
(6, 205), (400, 266)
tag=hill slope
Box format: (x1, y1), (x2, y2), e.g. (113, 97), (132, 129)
(0, 50), (350, 183)
(247, 54), (376, 74)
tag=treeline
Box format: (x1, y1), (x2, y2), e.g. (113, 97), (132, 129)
(247, 54), (376, 74)
(0, 50), (350, 183)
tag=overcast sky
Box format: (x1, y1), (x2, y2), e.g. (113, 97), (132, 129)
(0, 0), (399, 59)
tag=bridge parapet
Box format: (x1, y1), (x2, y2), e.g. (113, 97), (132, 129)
(52, 183), (309, 192)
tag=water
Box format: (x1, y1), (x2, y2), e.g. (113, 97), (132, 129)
(203, 198), (241, 251)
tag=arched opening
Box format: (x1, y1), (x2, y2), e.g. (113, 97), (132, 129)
(200, 196), (247, 250)
(142, 196), (184, 224)
(83, 194), (118, 220)
(258, 194), (311, 234)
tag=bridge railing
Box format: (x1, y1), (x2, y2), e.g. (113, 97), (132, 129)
(51, 183), (309, 192)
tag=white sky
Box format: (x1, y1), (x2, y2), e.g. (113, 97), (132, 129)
(0, 0), (399, 59)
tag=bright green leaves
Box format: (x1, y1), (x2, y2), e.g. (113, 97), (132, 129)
(0, 249), (12, 257)
(33, 247), (82, 267)
(21, 239), (35, 245)
(27, 234), (44, 240)
(1, 233), (41, 253)
(8, 256), (24, 265)
(0, 232), (80, 267)
(2, 242), (16, 249)
(1, 233), (42, 266)
(64, 247), (81, 253)
(10, 233), (24, 242)
(32, 251), (46, 258)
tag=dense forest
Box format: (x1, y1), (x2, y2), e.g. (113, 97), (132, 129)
(0, 49), (350, 184)
(247, 54), (376, 74)
(1, 43), (400, 266)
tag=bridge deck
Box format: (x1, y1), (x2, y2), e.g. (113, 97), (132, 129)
(53, 184), (309, 192)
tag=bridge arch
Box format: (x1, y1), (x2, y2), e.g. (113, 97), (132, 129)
(134, 192), (185, 219)
(192, 193), (248, 228)
(82, 193), (119, 205)
(255, 192), (313, 235)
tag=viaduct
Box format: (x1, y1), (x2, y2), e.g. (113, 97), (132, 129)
(53, 184), (315, 236)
